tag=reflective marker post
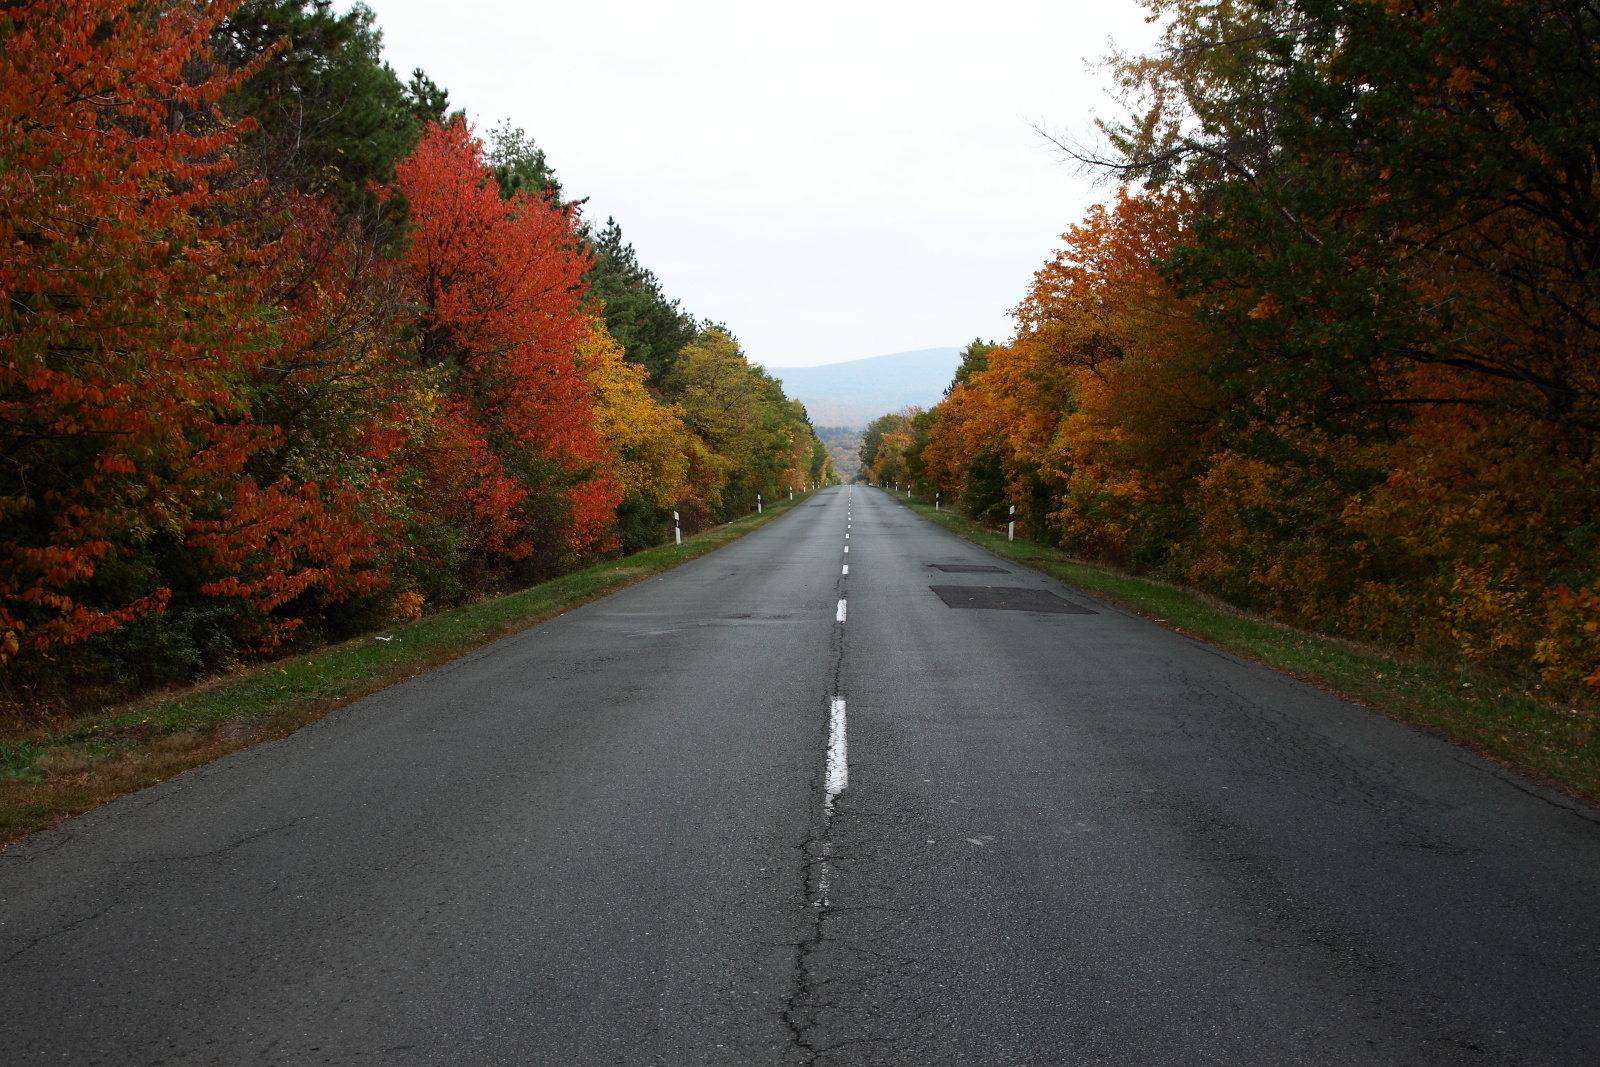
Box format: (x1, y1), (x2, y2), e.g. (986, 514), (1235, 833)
(757, 493), (763, 514)
(936, 491), (940, 511)
(1008, 504), (1015, 542)
(673, 510), (681, 546)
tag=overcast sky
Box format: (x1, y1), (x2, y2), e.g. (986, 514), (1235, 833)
(364, 0), (1158, 368)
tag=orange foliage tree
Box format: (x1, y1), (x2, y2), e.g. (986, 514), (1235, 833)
(921, 183), (1600, 693)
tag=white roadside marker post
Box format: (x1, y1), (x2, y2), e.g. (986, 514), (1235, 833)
(673, 510), (681, 546)
(936, 491), (940, 511)
(757, 493), (762, 514)
(1008, 504), (1016, 542)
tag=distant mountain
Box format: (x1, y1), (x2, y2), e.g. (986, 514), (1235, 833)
(763, 347), (962, 429)
(795, 399), (899, 428)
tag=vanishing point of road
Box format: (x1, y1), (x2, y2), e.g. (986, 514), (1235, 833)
(2, 486), (1597, 1065)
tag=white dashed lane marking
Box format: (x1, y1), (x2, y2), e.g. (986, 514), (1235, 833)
(826, 698), (848, 808)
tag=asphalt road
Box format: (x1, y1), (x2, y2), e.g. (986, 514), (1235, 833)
(2, 486), (1598, 1066)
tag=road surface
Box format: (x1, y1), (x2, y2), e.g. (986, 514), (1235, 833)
(2, 486), (1597, 1065)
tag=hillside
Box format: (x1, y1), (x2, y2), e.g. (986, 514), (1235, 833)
(764, 348), (961, 428)
(815, 426), (864, 479)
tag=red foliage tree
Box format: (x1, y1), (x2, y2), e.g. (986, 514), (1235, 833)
(390, 120), (619, 569)
(0, 0), (397, 663)
(0, 0), (271, 660)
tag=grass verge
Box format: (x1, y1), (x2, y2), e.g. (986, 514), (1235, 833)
(894, 494), (1600, 804)
(0, 494), (815, 845)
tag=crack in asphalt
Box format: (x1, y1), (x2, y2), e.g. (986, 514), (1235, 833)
(0, 898), (117, 969)
(781, 491), (851, 1064)
(0, 818), (301, 969)
(116, 818), (302, 867)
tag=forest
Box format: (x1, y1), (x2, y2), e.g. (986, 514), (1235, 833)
(863, 0), (1600, 699)
(0, 0), (833, 708)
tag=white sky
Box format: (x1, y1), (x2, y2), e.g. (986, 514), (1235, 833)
(364, 0), (1158, 368)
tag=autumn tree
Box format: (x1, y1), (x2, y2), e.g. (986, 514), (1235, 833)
(0, 0), (837, 709)
(663, 328), (830, 516)
(581, 323), (718, 550)
(1103, 0), (1600, 437)
(1079, 0), (1600, 680)
(859, 412), (917, 488)
(0, 0), (276, 666)
(915, 0), (1600, 695)
(390, 119), (617, 583)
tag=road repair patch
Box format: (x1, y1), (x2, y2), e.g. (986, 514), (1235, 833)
(929, 585), (1096, 614)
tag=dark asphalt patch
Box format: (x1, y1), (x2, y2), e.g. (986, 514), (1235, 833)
(929, 585), (1096, 614)
(928, 564), (1009, 573)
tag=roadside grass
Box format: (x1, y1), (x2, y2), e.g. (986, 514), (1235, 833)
(0, 494), (815, 845)
(893, 494), (1600, 803)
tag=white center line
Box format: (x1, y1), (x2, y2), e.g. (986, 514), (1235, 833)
(836, 599), (847, 622)
(843, 546), (848, 553)
(842, 564), (848, 575)
(825, 698), (848, 809)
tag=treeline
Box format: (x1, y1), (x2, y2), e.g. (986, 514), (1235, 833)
(0, 0), (832, 703)
(867, 0), (1600, 694)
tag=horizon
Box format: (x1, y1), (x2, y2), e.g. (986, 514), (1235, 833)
(757, 345), (963, 373)
(362, 0), (1157, 368)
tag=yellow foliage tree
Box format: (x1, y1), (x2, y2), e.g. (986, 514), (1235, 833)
(581, 324), (692, 510)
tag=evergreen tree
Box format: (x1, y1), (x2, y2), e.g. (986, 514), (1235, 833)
(583, 218), (698, 382)
(950, 337), (996, 391)
(487, 122), (565, 204)
(214, 0), (446, 216)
